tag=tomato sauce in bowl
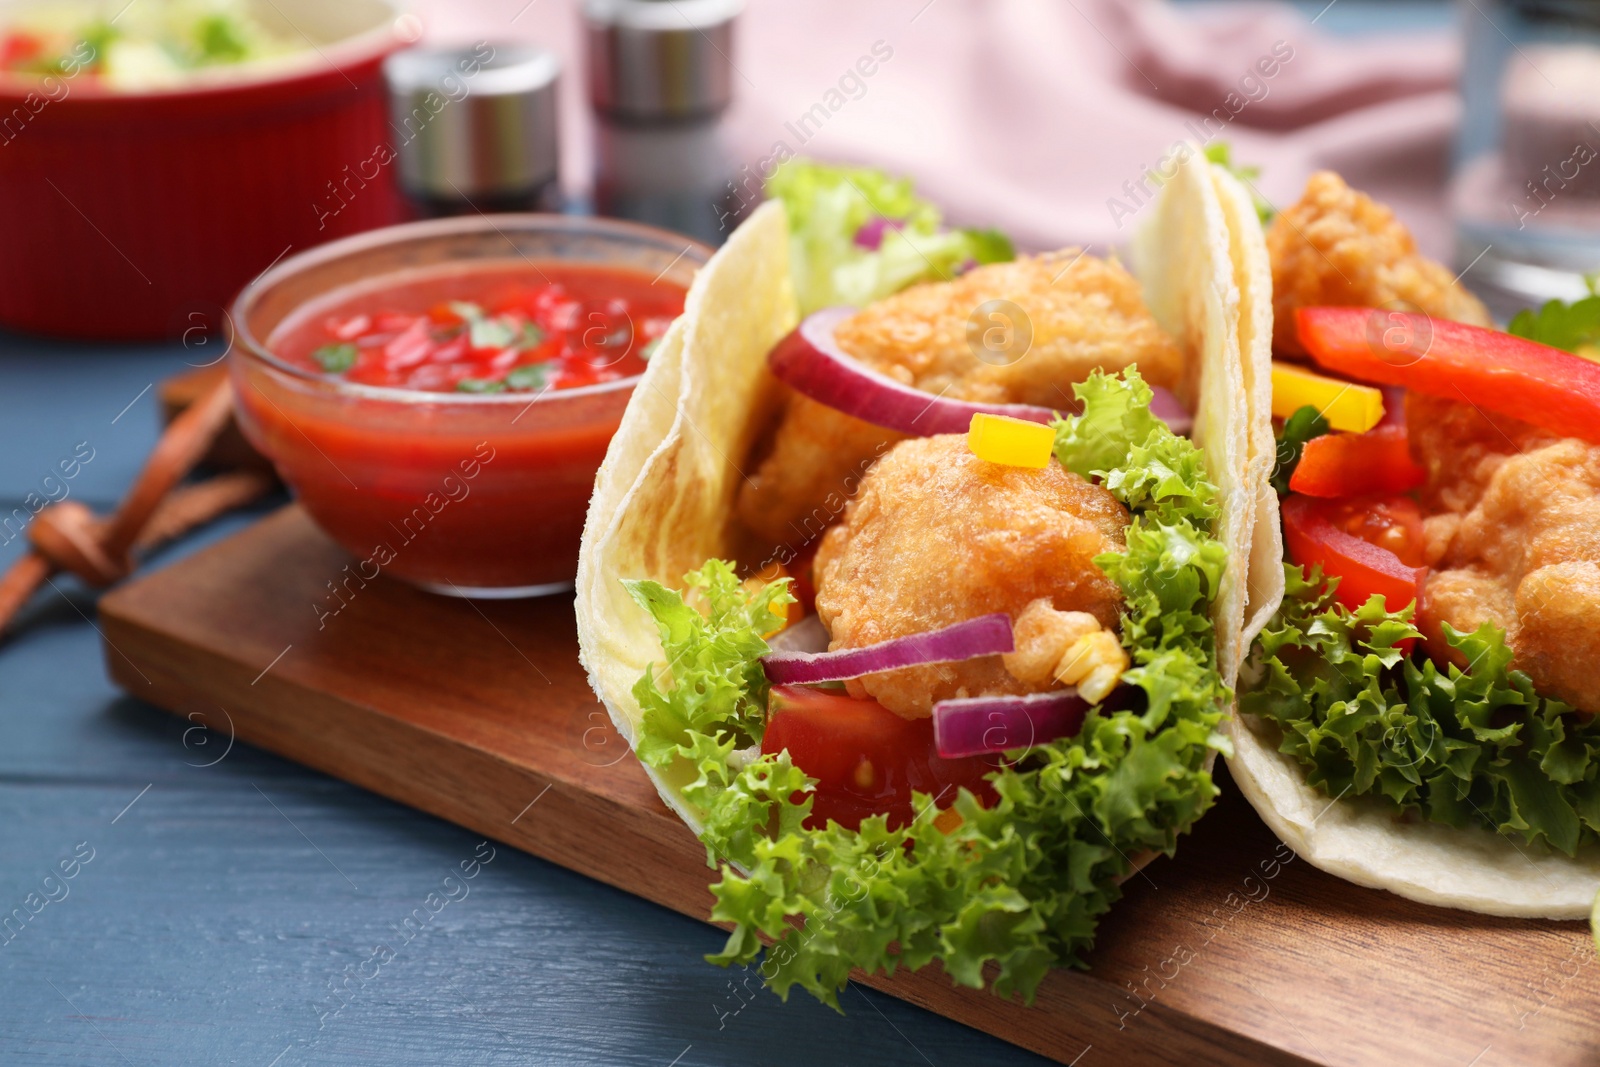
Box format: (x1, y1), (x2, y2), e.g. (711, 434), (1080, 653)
(229, 216), (706, 597)
(271, 264), (682, 395)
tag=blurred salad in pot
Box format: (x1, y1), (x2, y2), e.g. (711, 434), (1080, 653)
(0, 0), (302, 88)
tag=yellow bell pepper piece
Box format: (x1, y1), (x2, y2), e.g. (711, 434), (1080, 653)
(1271, 361), (1385, 433)
(968, 412), (1055, 468)
(746, 563), (794, 637)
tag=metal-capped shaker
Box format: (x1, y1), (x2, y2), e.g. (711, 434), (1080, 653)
(584, 0), (742, 244)
(384, 43), (562, 216)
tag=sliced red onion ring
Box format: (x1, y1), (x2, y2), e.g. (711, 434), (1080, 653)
(760, 613), (1014, 686)
(853, 217), (904, 251)
(932, 689), (1092, 759)
(769, 308), (1193, 437)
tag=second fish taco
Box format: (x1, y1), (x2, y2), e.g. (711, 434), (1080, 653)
(576, 150), (1271, 1004)
(1230, 169), (1600, 917)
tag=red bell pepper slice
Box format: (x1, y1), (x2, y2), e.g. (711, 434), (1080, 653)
(1289, 422), (1425, 497)
(1281, 493), (1425, 614)
(1296, 307), (1600, 446)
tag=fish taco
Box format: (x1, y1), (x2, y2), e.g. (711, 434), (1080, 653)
(1229, 169), (1600, 917)
(576, 151), (1272, 1003)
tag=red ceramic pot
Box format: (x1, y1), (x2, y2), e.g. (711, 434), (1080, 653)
(0, 0), (410, 341)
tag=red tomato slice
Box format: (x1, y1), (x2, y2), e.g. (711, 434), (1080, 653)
(1290, 423), (1425, 497)
(1281, 494), (1425, 614)
(762, 685), (995, 831)
(1296, 307), (1600, 445)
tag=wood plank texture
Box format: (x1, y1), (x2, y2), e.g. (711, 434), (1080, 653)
(97, 505), (1600, 1067)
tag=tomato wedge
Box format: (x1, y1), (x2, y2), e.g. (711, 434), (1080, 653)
(1281, 494), (1425, 613)
(1296, 307), (1600, 445)
(762, 685), (996, 831)
(1289, 422), (1425, 497)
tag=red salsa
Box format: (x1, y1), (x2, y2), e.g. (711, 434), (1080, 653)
(278, 266), (682, 394)
(234, 262), (686, 592)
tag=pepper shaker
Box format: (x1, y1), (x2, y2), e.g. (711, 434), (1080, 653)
(584, 0), (741, 244)
(384, 43), (563, 217)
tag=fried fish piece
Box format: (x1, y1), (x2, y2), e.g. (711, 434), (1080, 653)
(813, 434), (1128, 719)
(736, 252), (1182, 552)
(1410, 393), (1600, 713)
(1267, 172), (1492, 355)
(1003, 599), (1129, 705)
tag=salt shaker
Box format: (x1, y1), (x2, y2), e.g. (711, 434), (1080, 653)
(583, 0), (741, 244)
(384, 43), (562, 217)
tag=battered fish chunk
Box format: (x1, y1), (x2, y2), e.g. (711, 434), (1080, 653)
(813, 435), (1129, 719)
(1268, 172), (1492, 355)
(1003, 599), (1129, 704)
(1409, 393), (1600, 713)
(736, 252), (1182, 551)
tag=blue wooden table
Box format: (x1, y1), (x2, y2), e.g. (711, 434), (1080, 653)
(0, 338), (1067, 1066)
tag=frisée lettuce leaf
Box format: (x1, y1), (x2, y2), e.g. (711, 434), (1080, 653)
(767, 160), (1014, 316)
(1243, 566), (1600, 857)
(1203, 142), (1275, 225)
(626, 370), (1230, 1008)
(1270, 405), (1330, 495)
(1507, 293), (1600, 361)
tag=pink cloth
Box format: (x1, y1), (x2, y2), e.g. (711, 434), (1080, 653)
(417, 0), (1461, 257)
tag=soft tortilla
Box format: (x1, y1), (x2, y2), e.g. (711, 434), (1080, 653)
(1218, 176), (1600, 920)
(576, 200), (798, 835)
(1205, 167), (1284, 649)
(1133, 148), (1260, 692)
(1228, 715), (1600, 918)
(577, 151), (1256, 841)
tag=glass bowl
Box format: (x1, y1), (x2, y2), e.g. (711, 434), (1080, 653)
(229, 214), (709, 597)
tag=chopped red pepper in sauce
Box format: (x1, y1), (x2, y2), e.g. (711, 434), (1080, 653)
(275, 264), (683, 395)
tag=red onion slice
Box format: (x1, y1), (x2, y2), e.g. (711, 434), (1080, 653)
(932, 689), (1092, 759)
(853, 217), (904, 251)
(760, 613), (1014, 686)
(768, 308), (1193, 437)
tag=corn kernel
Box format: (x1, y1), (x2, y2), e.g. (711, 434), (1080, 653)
(967, 412), (1055, 468)
(1054, 630), (1129, 704)
(1271, 361), (1385, 433)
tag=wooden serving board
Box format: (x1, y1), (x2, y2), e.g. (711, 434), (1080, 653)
(98, 505), (1600, 1067)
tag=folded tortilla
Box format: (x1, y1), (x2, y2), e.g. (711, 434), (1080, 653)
(576, 149), (1263, 843)
(1218, 186), (1600, 920)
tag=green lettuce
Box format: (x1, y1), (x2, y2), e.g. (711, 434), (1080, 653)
(1507, 292), (1600, 360)
(1243, 566), (1600, 856)
(1203, 142), (1275, 225)
(1270, 405), (1330, 495)
(766, 160), (1014, 316)
(627, 370), (1229, 1008)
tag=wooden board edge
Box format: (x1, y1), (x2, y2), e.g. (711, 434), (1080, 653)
(98, 587), (1319, 1067)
